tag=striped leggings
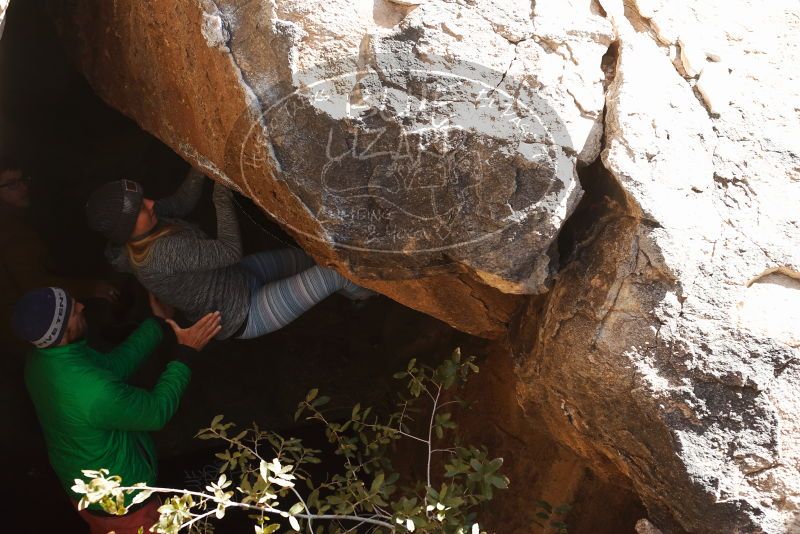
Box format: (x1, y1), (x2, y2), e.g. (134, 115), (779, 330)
(236, 248), (374, 339)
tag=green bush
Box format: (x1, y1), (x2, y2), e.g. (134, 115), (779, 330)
(73, 348), (521, 533)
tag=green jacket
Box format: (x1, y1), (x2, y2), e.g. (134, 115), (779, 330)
(24, 318), (190, 508)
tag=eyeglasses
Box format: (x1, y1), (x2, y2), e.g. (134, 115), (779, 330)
(0, 176), (31, 190)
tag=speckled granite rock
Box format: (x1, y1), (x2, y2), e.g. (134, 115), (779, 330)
(516, 1), (800, 532)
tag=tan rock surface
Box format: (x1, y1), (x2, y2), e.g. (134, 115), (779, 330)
(517, 0), (800, 531)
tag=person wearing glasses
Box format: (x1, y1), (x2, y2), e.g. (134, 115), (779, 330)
(1, 159), (137, 532)
(0, 164), (31, 209)
(0, 160), (119, 353)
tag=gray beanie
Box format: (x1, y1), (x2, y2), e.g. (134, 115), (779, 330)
(85, 179), (144, 244)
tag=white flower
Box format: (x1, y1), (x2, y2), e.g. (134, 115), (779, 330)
(426, 501), (449, 521)
(206, 474), (234, 504)
(206, 474), (232, 493)
(395, 517), (415, 532)
(289, 516), (301, 531)
(472, 523), (481, 534)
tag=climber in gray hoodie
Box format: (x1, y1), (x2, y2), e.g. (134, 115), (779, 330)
(85, 169), (372, 340)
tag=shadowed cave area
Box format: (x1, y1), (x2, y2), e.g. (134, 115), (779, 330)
(0, 3), (646, 532)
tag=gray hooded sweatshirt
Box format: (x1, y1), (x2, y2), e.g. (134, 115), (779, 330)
(107, 174), (252, 339)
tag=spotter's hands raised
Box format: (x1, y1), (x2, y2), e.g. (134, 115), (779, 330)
(167, 311), (222, 351)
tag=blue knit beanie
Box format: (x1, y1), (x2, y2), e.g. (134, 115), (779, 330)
(11, 287), (74, 348)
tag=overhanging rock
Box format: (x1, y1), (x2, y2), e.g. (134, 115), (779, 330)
(44, 0), (612, 337)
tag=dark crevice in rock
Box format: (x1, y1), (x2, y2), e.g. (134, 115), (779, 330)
(556, 145), (628, 269)
(506, 32), (651, 526)
(601, 39), (620, 91)
(556, 37), (623, 269)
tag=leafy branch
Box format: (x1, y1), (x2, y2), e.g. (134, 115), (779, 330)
(72, 348), (512, 534)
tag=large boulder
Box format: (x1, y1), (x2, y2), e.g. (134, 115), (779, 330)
(44, 0), (613, 337)
(44, 0), (800, 531)
(516, 1), (800, 532)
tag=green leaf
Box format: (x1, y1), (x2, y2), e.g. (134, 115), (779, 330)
(489, 475), (509, 489)
(210, 414), (224, 428)
(370, 472), (385, 494)
(313, 396), (330, 407)
(535, 500), (553, 513)
(555, 503), (572, 515)
(306, 389), (319, 402)
(485, 457), (504, 474)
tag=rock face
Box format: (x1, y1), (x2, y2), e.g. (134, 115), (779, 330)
(44, 0), (613, 337)
(44, 0), (800, 532)
(516, 1), (800, 532)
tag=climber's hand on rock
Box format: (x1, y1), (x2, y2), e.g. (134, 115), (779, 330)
(168, 311), (222, 351)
